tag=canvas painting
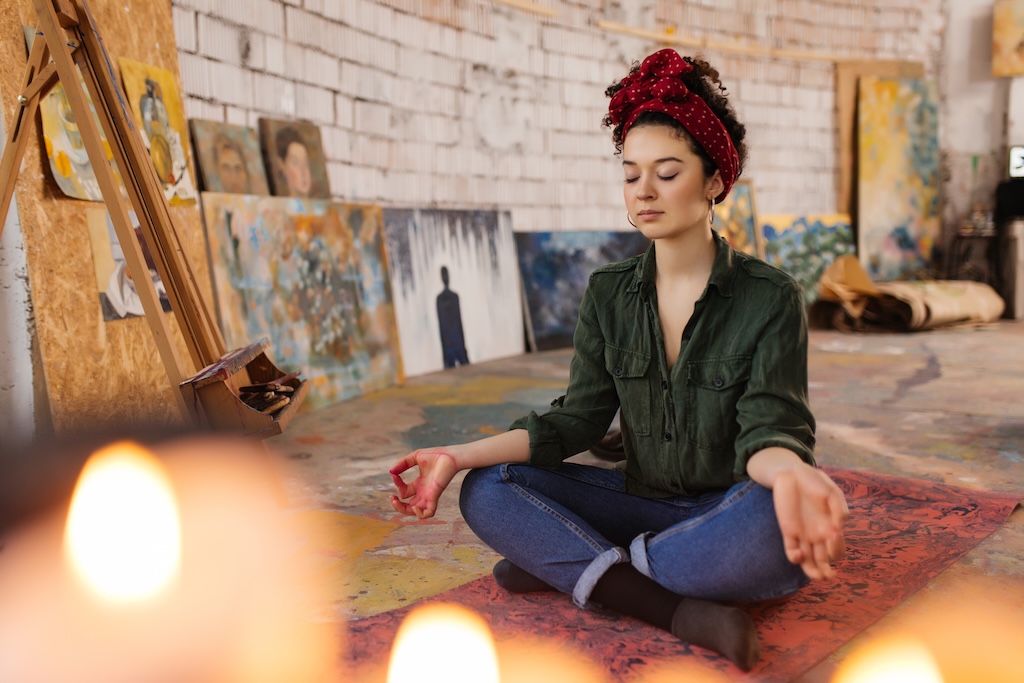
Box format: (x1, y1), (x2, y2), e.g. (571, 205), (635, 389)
(23, 27), (126, 202)
(515, 230), (649, 351)
(85, 207), (172, 322)
(993, 0), (1024, 77)
(857, 76), (940, 281)
(715, 179), (762, 258)
(190, 120), (270, 195)
(118, 57), (197, 204)
(760, 214), (856, 303)
(383, 208), (524, 377)
(201, 194), (403, 408)
(258, 118), (331, 199)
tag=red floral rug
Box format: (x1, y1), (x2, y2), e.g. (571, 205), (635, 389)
(345, 467), (1020, 681)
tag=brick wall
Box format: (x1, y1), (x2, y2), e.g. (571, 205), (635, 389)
(171, 0), (946, 228)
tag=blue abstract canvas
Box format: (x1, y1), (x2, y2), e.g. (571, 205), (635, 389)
(515, 230), (650, 351)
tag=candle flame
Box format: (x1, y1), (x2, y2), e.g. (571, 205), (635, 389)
(387, 603), (499, 683)
(832, 634), (944, 683)
(64, 441), (181, 602)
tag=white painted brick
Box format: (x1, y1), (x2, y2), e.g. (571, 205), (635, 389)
(295, 84), (335, 124)
(177, 52), (212, 99)
(285, 43), (306, 82)
(197, 14), (242, 66)
(252, 72), (297, 117)
(335, 92), (354, 128)
(224, 106), (247, 126)
(183, 96), (224, 122)
(208, 61), (254, 108)
(172, 6), (196, 53)
(319, 125), (352, 162)
(264, 34), (286, 75)
(305, 50), (340, 89)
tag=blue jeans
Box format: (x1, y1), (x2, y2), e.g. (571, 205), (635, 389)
(459, 463), (808, 609)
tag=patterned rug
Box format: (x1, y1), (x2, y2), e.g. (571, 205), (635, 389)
(345, 467), (1020, 681)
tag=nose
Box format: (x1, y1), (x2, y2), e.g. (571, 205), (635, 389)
(635, 174), (656, 200)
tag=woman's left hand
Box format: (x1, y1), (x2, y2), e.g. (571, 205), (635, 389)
(771, 464), (849, 580)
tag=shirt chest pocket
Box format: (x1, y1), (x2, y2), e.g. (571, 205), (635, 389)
(605, 346), (652, 437)
(686, 356), (752, 451)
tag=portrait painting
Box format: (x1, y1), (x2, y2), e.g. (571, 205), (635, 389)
(715, 179), (762, 258)
(993, 0), (1024, 77)
(118, 57), (197, 204)
(760, 214), (856, 304)
(515, 230), (649, 351)
(86, 207), (172, 322)
(190, 120), (270, 195)
(257, 118), (331, 199)
(23, 26), (126, 202)
(857, 76), (940, 281)
(382, 209), (524, 377)
(201, 194), (402, 409)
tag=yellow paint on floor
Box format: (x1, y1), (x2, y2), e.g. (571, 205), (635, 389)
(368, 375), (567, 406)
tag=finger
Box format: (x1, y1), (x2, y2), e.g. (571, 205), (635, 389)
(773, 473), (805, 564)
(811, 541), (835, 580)
(827, 530), (847, 562)
(390, 495), (414, 516)
(389, 453), (419, 477)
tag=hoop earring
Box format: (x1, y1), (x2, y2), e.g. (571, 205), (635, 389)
(626, 212), (637, 228)
(708, 197), (716, 226)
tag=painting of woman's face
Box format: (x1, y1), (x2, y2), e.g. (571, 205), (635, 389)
(282, 141), (312, 197)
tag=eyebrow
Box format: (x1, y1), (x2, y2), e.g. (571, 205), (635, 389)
(622, 157), (683, 166)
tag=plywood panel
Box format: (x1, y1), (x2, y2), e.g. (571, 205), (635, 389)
(836, 60), (925, 220)
(0, 0), (213, 433)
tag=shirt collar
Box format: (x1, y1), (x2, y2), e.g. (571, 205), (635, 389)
(630, 229), (738, 298)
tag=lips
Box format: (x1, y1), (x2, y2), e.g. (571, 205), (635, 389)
(637, 210), (663, 220)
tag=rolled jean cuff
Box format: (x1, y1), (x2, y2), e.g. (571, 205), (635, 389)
(629, 532), (655, 578)
(572, 546), (628, 609)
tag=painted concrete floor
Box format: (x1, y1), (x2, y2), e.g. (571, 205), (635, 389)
(268, 320), (1024, 681)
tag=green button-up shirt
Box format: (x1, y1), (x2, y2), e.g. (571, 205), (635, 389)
(510, 231), (816, 498)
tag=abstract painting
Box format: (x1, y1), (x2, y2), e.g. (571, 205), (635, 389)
(190, 120), (269, 195)
(258, 118), (331, 199)
(760, 214), (856, 304)
(201, 194), (403, 408)
(515, 230), (649, 351)
(993, 0), (1024, 77)
(23, 26), (125, 202)
(118, 57), (197, 204)
(857, 76), (940, 281)
(715, 179), (762, 258)
(383, 209), (524, 377)
(85, 208), (172, 322)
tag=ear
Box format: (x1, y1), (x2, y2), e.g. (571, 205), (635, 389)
(706, 171), (725, 201)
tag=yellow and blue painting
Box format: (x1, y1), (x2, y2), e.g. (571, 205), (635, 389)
(857, 76), (940, 281)
(993, 0), (1024, 77)
(760, 214), (855, 303)
(715, 179), (762, 258)
(515, 230), (650, 350)
(201, 194), (403, 409)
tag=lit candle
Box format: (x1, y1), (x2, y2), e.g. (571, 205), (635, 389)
(831, 634), (944, 683)
(0, 435), (339, 683)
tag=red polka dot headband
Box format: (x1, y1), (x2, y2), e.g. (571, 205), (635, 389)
(608, 49), (740, 202)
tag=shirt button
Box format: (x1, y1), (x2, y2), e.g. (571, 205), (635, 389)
(807, 435), (817, 446)
(662, 432), (672, 442)
(712, 377), (724, 388)
(661, 380), (668, 389)
(613, 366), (623, 377)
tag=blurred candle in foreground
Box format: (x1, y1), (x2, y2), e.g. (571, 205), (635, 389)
(832, 634), (944, 683)
(387, 603), (500, 683)
(64, 441), (180, 601)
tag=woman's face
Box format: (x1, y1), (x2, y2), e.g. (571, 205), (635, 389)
(621, 124), (721, 242)
(282, 141), (312, 197)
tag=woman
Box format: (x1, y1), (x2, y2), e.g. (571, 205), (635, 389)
(388, 49), (848, 672)
(274, 126), (313, 198)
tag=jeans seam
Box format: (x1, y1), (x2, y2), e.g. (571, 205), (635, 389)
(648, 480), (759, 544)
(505, 481), (608, 556)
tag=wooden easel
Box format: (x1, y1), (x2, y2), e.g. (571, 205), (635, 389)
(0, 0), (306, 438)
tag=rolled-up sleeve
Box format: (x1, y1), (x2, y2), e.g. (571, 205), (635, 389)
(509, 278), (621, 468)
(733, 283), (816, 476)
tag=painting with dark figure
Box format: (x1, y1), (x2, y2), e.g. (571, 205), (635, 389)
(514, 230), (650, 351)
(436, 266), (469, 367)
(257, 118), (332, 199)
(382, 208), (523, 377)
(190, 120), (269, 195)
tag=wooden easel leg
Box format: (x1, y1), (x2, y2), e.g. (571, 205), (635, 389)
(0, 35), (50, 242)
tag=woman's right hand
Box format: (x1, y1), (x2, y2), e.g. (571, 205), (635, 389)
(388, 447), (461, 520)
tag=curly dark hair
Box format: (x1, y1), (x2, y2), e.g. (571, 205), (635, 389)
(602, 55), (748, 179)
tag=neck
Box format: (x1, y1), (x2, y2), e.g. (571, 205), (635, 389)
(653, 225), (716, 284)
